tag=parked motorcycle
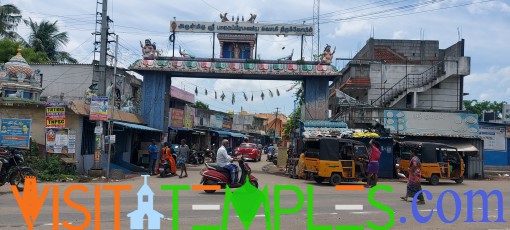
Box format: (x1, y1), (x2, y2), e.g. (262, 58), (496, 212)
(0, 146), (36, 192)
(199, 158), (258, 193)
(187, 149), (204, 165)
(204, 144), (217, 163)
(272, 152), (278, 166)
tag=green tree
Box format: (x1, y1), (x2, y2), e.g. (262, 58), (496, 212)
(463, 100), (507, 120)
(194, 100), (209, 109)
(0, 3), (22, 39)
(25, 18), (77, 63)
(0, 39), (49, 63)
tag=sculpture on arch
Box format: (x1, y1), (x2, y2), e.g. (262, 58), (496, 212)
(140, 39), (158, 60)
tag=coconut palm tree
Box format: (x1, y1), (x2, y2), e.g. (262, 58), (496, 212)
(25, 17), (77, 63)
(0, 3), (22, 39)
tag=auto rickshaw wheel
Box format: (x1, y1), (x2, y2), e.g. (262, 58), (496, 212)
(429, 174), (440, 185)
(313, 176), (324, 184)
(454, 177), (464, 184)
(329, 173), (342, 186)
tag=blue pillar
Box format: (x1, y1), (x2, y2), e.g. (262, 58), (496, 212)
(141, 72), (170, 132)
(302, 78), (329, 120)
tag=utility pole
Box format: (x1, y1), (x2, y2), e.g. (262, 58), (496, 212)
(106, 34), (118, 179)
(274, 107), (280, 144)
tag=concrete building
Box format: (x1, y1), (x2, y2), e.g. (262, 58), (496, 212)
(330, 38), (470, 126)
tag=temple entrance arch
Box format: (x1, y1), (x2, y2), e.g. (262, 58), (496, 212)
(130, 16), (340, 131)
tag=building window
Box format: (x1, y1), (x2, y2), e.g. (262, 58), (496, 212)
(143, 195), (148, 202)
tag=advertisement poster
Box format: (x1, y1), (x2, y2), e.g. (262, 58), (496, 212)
(384, 110), (479, 136)
(479, 126), (507, 151)
(45, 102), (66, 128)
(223, 116), (232, 129)
(210, 114), (223, 129)
(184, 105), (195, 129)
(68, 129), (76, 154)
(170, 108), (184, 127)
(90, 96), (108, 121)
(503, 104), (510, 122)
(0, 118), (31, 149)
(46, 129), (71, 154)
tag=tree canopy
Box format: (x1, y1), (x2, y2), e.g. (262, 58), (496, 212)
(0, 3), (22, 40)
(25, 18), (77, 63)
(194, 100), (209, 109)
(0, 39), (49, 63)
(463, 100), (507, 120)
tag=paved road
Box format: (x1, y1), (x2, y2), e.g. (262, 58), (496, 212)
(1, 155), (509, 230)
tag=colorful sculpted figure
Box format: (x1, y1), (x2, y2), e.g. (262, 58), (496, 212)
(220, 13), (229, 22)
(140, 39), (157, 60)
(320, 44), (336, 65)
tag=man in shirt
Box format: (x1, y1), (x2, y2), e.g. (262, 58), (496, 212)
(216, 139), (239, 185)
(148, 140), (158, 176)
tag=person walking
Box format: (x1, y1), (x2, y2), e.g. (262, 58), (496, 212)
(177, 139), (190, 178)
(148, 140), (158, 176)
(365, 139), (381, 188)
(401, 149), (425, 205)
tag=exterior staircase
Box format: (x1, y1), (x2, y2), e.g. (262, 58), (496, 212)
(373, 58), (466, 108)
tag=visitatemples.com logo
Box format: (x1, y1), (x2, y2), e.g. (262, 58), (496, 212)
(11, 176), (507, 229)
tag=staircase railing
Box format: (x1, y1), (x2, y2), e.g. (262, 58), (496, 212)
(371, 60), (445, 107)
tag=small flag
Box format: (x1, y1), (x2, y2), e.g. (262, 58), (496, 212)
(195, 87), (198, 95)
(276, 89), (280, 96)
(205, 89), (208, 95)
(221, 92), (225, 101)
(215, 91), (217, 99)
(244, 92), (248, 101)
(269, 89), (273, 97)
(261, 91), (265, 100)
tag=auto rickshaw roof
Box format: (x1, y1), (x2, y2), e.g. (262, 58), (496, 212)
(302, 137), (366, 161)
(397, 141), (458, 150)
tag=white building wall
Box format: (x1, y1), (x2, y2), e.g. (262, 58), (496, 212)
(416, 75), (460, 110)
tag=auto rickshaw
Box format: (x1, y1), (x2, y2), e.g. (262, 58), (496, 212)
(303, 137), (369, 185)
(395, 141), (465, 185)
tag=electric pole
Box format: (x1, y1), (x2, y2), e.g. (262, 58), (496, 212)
(274, 107), (280, 144)
(106, 34), (119, 179)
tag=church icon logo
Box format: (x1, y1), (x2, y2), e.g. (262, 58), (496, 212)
(127, 175), (164, 230)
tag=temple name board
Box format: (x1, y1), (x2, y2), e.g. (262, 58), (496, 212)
(171, 21), (314, 36)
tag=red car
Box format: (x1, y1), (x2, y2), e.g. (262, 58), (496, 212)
(235, 143), (261, 162)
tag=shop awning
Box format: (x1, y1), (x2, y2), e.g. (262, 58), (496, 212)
(114, 121), (162, 132)
(441, 141), (479, 152)
(211, 130), (231, 136)
(230, 132), (247, 138)
(169, 126), (192, 131)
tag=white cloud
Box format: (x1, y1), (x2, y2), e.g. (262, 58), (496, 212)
(329, 21), (371, 38)
(392, 30), (407, 39)
(468, 0), (510, 14)
(464, 65), (510, 102)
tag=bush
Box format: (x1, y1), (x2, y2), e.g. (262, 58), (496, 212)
(26, 155), (78, 182)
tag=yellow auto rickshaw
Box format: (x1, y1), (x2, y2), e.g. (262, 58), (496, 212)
(395, 141), (465, 185)
(303, 137), (369, 185)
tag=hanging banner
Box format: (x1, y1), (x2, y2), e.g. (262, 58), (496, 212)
(170, 108), (184, 127)
(45, 102), (66, 128)
(223, 116), (232, 130)
(0, 118), (31, 149)
(184, 105), (195, 129)
(90, 96), (108, 121)
(503, 104), (510, 122)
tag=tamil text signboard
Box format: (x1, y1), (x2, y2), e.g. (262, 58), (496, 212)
(184, 105), (195, 129)
(170, 108), (184, 127)
(46, 129), (76, 154)
(384, 110), (479, 136)
(172, 21), (314, 36)
(45, 102), (66, 128)
(90, 96), (108, 121)
(0, 118), (31, 149)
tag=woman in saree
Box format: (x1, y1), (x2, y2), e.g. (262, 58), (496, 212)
(401, 149), (425, 205)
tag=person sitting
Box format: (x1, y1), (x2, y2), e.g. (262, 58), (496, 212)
(216, 139), (239, 185)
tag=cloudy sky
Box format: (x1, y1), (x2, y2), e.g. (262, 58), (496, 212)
(8, 0), (510, 115)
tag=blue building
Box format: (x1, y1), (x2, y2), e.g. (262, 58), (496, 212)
(127, 175), (164, 230)
(479, 122), (509, 166)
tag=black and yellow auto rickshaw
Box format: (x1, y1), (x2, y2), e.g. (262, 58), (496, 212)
(303, 137), (369, 185)
(395, 141), (465, 185)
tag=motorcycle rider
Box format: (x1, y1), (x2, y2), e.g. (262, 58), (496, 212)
(161, 142), (177, 176)
(216, 139), (239, 185)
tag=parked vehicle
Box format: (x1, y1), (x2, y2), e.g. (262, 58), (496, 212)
(303, 137), (369, 185)
(188, 149), (203, 165)
(204, 144), (217, 163)
(199, 158), (258, 193)
(263, 146), (268, 154)
(395, 141), (465, 185)
(272, 152), (278, 166)
(235, 143), (261, 162)
(0, 146), (36, 192)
